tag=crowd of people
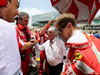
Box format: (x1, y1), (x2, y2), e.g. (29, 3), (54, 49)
(0, 0), (100, 75)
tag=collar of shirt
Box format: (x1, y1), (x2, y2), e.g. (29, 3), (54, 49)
(49, 37), (57, 44)
(67, 30), (88, 43)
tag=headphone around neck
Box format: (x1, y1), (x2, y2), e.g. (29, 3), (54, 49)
(0, 0), (7, 7)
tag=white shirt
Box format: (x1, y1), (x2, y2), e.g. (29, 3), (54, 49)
(35, 37), (66, 66)
(67, 30), (88, 43)
(0, 19), (22, 75)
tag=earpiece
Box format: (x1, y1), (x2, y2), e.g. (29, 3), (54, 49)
(0, 0), (7, 7)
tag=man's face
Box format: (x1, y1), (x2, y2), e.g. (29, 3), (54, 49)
(20, 16), (29, 27)
(47, 30), (56, 41)
(6, 0), (19, 22)
(56, 24), (69, 41)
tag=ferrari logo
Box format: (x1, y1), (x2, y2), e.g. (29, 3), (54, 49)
(75, 52), (82, 60)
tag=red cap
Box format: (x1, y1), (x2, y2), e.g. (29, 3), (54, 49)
(0, 0), (7, 7)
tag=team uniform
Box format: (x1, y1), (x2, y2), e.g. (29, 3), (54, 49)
(15, 24), (35, 75)
(63, 30), (100, 75)
(0, 19), (23, 75)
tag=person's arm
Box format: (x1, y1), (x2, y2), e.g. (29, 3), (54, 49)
(20, 42), (34, 50)
(40, 20), (53, 35)
(18, 35), (34, 51)
(30, 39), (45, 51)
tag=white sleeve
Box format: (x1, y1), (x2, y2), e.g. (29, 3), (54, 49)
(0, 31), (6, 69)
(62, 58), (66, 72)
(35, 43), (45, 51)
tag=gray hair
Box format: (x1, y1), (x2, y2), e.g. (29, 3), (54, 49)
(19, 12), (29, 20)
(48, 27), (58, 36)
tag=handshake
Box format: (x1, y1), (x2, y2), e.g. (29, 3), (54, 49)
(20, 38), (38, 51)
(30, 38), (38, 45)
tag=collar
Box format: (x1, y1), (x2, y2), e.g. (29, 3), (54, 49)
(49, 37), (57, 44)
(17, 24), (27, 31)
(65, 33), (92, 50)
(67, 30), (88, 43)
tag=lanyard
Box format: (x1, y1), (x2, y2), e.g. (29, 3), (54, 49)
(50, 44), (53, 50)
(50, 41), (53, 50)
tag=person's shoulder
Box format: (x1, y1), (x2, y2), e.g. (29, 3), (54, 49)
(56, 37), (64, 43)
(0, 19), (9, 25)
(0, 19), (16, 33)
(0, 19), (13, 28)
(68, 30), (88, 43)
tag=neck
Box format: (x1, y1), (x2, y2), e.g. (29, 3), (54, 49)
(65, 28), (77, 42)
(50, 39), (53, 42)
(70, 28), (77, 37)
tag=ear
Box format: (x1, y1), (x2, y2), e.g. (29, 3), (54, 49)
(5, 1), (9, 8)
(66, 22), (72, 30)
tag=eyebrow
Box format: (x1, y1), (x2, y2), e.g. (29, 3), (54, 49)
(58, 25), (66, 32)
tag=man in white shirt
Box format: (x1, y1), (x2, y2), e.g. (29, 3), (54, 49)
(0, 0), (35, 75)
(0, 0), (23, 75)
(32, 27), (66, 75)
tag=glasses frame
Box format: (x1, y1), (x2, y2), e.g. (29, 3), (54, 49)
(58, 25), (66, 33)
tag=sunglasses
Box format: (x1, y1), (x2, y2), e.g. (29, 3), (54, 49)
(58, 25), (66, 33)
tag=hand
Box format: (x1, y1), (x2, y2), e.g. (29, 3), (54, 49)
(20, 42), (34, 51)
(60, 72), (64, 75)
(30, 39), (38, 44)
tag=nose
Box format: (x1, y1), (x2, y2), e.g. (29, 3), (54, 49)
(17, 10), (19, 16)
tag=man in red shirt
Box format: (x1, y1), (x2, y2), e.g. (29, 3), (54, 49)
(15, 12), (35, 75)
